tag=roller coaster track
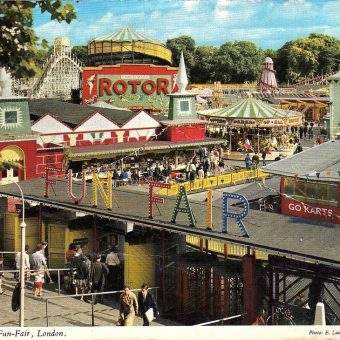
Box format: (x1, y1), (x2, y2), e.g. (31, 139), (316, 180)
(29, 51), (82, 99)
(294, 71), (337, 89)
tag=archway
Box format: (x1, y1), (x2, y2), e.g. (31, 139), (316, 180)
(0, 145), (25, 184)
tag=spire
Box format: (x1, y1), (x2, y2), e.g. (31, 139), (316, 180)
(176, 51), (188, 94)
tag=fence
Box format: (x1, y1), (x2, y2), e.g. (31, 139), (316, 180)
(154, 169), (268, 196)
(0, 267), (75, 296)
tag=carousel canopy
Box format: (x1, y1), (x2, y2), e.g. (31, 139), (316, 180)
(198, 97), (302, 127)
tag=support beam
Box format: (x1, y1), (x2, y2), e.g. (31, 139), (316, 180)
(242, 254), (257, 325)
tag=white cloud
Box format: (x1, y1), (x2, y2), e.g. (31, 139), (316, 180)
(183, 0), (200, 11)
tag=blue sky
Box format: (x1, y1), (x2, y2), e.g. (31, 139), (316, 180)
(33, 0), (340, 49)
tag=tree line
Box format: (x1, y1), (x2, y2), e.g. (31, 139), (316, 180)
(67, 33), (340, 85)
(1, 1), (339, 85)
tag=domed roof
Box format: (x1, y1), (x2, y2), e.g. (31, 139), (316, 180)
(91, 27), (165, 46)
(264, 57), (274, 64)
(199, 96), (302, 127)
(88, 27), (172, 66)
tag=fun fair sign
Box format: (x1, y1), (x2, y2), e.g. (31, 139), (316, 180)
(49, 170), (250, 237)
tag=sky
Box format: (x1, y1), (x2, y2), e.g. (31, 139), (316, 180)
(33, 0), (340, 50)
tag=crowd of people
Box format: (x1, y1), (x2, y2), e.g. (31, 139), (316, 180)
(65, 243), (158, 326)
(72, 145), (229, 185)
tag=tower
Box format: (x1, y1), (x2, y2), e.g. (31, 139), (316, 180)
(160, 52), (206, 142)
(259, 57), (278, 94)
(167, 52), (197, 120)
(327, 69), (340, 140)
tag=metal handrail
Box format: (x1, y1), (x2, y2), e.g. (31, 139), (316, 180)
(44, 287), (159, 327)
(194, 313), (246, 326)
(1, 268), (76, 296)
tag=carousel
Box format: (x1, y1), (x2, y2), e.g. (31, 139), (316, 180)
(198, 96), (303, 160)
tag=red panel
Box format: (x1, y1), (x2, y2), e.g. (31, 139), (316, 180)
(161, 125), (206, 142)
(83, 64), (178, 103)
(281, 196), (340, 224)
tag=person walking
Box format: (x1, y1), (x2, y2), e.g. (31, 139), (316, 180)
(90, 254), (109, 304)
(119, 286), (138, 326)
(41, 241), (53, 284)
(137, 283), (159, 326)
(74, 256), (89, 301)
(105, 246), (120, 291)
(15, 244), (30, 281)
(251, 153), (260, 169)
(32, 244), (46, 269)
(244, 153), (251, 170)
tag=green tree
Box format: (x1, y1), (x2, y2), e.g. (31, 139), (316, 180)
(0, 0), (76, 78)
(276, 34), (340, 83)
(166, 36), (195, 77)
(214, 41), (263, 83)
(190, 45), (218, 83)
(71, 45), (88, 66)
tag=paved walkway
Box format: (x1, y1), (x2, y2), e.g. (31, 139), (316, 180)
(0, 276), (180, 327)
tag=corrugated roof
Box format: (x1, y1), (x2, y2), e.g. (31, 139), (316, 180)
(91, 27), (165, 46)
(29, 99), (135, 127)
(262, 141), (340, 182)
(199, 97), (300, 119)
(1, 178), (340, 265)
(69, 138), (225, 160)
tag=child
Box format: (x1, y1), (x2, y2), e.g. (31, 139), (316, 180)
(34, 266), (45, 297)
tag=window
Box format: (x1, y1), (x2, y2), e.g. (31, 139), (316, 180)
(284, 178), (338, 207)
(5, 111), (18, 124)
(179, 100), (190, 114)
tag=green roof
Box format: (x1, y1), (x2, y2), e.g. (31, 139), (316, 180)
(91, 27), (165, 46)
(199, 97), (298, 119)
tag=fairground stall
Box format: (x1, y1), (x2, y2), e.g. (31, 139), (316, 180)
(198, 96), (302, 159)
(262, 140), (340, 224)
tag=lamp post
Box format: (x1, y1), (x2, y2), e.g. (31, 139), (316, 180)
(12, 181), (26, 327)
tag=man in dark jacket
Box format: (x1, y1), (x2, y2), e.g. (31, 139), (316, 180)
(90, 254), (109, 304)
(137, 283), (158, 326)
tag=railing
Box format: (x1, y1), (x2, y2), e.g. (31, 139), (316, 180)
(44, 287), (159, 327)
(0, 268), (75, 296)
(154, 169), (268, 196)
(194, 313), (246, 326)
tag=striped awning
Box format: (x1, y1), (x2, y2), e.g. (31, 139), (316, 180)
(198, 97), (301, 127)
(91, 27), (165, 46)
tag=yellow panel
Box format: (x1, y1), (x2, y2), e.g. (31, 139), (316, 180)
(256, 169), (268, 178)
(1, 145), (24, 162)
(89, 41), (172, 65)
(243, 170), (257, 180)
(231, 171), (245, 183)
(3, 212), (18, 252)
(124, 243), (155, 289)
(154, 187), (168, 196)
(48, 224), (67, 269)
(179, 182), (191, 192)
(217, 174), (231, 186)
(167, 183), (179, 196)
(203, 176), (218, 188)
(190, 179), (203, 191)
(185, 235), (268, 260)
